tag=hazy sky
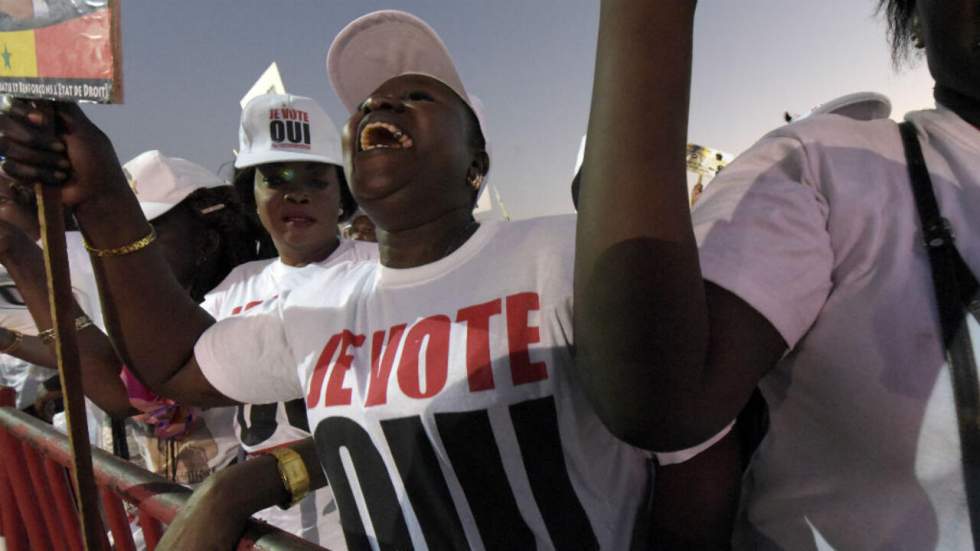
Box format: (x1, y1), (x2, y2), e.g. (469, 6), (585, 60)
(80, 0), (936, 219)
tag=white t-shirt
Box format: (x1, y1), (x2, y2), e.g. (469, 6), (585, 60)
(196, 215), (654, 550)
(200, 238), (376, 549)
(693, 106), (980, 550)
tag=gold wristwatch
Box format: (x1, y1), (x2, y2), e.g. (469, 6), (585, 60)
(263, 447), (311, 509)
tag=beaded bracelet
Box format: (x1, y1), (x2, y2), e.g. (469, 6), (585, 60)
(84, 226), (156, 257)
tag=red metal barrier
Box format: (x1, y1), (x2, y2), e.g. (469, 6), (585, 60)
(0, 391), (326, 551)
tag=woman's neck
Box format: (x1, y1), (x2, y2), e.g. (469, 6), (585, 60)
(377, 208), (479, 269)
(935, 85), (980, 129)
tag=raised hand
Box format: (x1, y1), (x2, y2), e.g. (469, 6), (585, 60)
(0, 98), (130, 210)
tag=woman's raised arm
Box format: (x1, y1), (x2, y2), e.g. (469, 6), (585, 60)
(575, 0), (786, 451)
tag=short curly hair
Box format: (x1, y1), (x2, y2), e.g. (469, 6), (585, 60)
(877, 0), (918, 65)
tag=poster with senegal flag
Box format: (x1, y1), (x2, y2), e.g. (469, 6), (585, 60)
(0, 0), (121, 103)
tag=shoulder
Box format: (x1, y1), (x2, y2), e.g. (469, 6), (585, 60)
(201, 259), (278, 318)
(767, 113), (900, 151)
(284, 256), (377, 308)
(341, 239), (380, 263)
(317, 239), (379, 269)
(492, 214), (576, 252)
(482, 215), (577, 284)
(703, 115), (904, 208)
(728, 114), (901, 176)
(207, 258), (277, 295)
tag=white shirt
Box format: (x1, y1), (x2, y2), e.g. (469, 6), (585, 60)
(200, 238), (376, 549)
(196, 216), (653, 550)
(693, 106), (980, 550)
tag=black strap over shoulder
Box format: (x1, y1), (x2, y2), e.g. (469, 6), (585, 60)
(899, 120), (980, 548)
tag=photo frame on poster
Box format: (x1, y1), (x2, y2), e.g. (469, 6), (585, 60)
(0, 0), (122, 103)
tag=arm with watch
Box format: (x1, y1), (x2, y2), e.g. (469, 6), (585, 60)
(157, 437), (325, 551)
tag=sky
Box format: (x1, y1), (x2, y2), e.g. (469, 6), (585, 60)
(79, 0), (936, 220)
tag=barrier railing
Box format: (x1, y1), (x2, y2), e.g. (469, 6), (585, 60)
(0, 389), (326, 551)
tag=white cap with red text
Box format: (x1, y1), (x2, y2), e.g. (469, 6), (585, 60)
(235, 93), (343, 169)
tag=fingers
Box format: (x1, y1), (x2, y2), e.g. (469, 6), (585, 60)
(0, 96), (54, 127)
(54, 101), (90, 132)
(0, 157), (68, 185)
(0, 96), (69, 185)
(0, 137), (69, 168)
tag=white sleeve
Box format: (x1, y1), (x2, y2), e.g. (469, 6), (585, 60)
(692, 133), (834, 348)
(199, 291), (221, 318)
(194, 296), (303, 404)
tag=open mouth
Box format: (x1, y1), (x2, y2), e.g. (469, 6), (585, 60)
(359, 121), (414, 152)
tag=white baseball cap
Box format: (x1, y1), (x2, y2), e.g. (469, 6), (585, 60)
(123, 150), (227, 222)
(326, 10), (490, 201)
(811, 91), (891, 120)
(789, 92), (892, 123)
(235, 93), (343, 169)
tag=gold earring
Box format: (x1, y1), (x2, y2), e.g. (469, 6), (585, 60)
(468, 174), (483, 190)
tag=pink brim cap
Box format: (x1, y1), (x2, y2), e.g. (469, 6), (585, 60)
(327, 10), (468, 115)
(326, 10), (492, 204)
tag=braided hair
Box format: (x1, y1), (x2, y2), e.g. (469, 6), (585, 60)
(877, 0), (918, 65)
(180, 186), (258, 302)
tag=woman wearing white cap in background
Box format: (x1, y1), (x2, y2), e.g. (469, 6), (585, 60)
(0, 3), (737, 549)
(199, 92), (376, 549)
(121, 150), (254, 485)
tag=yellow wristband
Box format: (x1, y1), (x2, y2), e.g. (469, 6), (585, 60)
(84, 226), (156, 257)
(263, 447), (310, 509)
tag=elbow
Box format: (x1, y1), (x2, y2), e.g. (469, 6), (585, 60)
(589, 386), (728, 452)
(600, 409), (728, 453)
(597, 408), (678, 451)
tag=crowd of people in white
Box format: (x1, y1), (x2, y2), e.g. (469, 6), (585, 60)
(0, 1), (978, 549)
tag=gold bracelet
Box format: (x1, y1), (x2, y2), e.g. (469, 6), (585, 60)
(84, 226), (156, 257)
(39, 314), (94, 345)
(0, 330), (22, 354)
(262, 447), (310, 509)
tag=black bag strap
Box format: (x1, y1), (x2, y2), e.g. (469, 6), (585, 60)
(899, 120), (980, 547)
